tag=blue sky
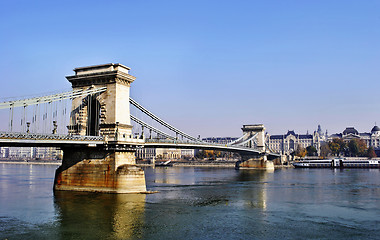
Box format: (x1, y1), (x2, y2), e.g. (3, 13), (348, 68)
(1, 0), (379, 137)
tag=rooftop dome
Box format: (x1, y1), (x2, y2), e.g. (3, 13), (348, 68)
(343, 127), (359, 135)
(371, 125), (380, 133)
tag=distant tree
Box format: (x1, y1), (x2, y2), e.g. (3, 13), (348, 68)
(320, 143), (331, 158)
(195, 150), (205, 159)
(206, 150), (221, 159)
(295, 144), (307, 158)
(347, 139), (368, 157)
(204, 150), (214, 159)
(348, 139), (359, 157)
(195, 150), (224, 160)
(336, 138), (346, 153)
(367, 147), (377, 158)
(357, 139), (368, 156)
(306, 146), (318, 156)
(328, 141), (340, 156)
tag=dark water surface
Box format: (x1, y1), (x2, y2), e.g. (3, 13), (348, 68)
(1, 164), (380, 239)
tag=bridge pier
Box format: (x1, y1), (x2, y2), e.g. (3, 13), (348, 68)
(54, 146), (146, 193)
(233, 124), (275, 170)
(235, 155), (274, 170)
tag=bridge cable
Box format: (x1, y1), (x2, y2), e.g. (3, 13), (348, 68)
(129, 98), (201, 142)
(0, 87), (107, 110)
(130, 115), (176, 141)
(233, 133), (259, 147)
(9, 106), (13, 132)
(226, 133), (248, 146)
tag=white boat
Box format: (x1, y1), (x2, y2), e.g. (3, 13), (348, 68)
(293, 158), (380, 168)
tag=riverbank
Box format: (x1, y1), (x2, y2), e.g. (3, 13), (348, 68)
(0, 160), (61, 165)
(137, 163), (236, 168)
(0, 160), (293, 168)
(137, 162), (294, 168)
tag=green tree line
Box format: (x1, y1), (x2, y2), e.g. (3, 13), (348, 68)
(321, 138), (376, 158)
(295, 138), (377, 158)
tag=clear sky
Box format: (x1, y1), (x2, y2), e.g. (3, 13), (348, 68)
(1, 0), (379, 137)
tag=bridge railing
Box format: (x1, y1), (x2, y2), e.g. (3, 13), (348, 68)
(0, 131), (104, 141)
(144, 138), (261, 150)
(145, 138), (200, 144)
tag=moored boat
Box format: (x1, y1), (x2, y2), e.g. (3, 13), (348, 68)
(293, 158), (380, 168)
(155, 160), (173, 167)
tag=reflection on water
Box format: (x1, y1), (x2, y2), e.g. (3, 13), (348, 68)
(152, 167), (196, 184)
(54, 192), (145, 239)
(236, 170), (271, 209)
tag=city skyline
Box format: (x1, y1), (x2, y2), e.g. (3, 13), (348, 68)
(1, 1), (379, 137)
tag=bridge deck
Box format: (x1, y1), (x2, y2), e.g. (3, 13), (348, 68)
(0, 132), (105, 147)
(0, 132), (280, 158)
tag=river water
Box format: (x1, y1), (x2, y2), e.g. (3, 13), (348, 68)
(1, 163), (380, 239)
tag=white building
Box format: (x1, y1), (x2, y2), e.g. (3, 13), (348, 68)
(266, 130), (323, 155)
(180, 149), (195, 159)
(33, 147), (62, 160)
(1, 147), (62, 160)
(8, 147), (34, 159)
(136, 147), (156, 160)
(156, 148), (181, 160)
(136, 147), (195, 161)
(0, 147), (9, 158)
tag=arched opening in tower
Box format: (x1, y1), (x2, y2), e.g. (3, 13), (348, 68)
(87, 95), (101, 136)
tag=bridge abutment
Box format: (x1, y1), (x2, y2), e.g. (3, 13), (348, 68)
(54, 147), (146, 193)
(236, 155), (274, 170)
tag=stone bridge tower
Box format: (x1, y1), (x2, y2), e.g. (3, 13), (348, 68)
(236, 124), (274, 170)
(66, 63), (134, 141)
(241, 124), (266, 152)
(54, 63), (146, 193)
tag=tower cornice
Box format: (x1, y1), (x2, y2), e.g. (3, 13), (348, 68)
(66, 70), (136, 88)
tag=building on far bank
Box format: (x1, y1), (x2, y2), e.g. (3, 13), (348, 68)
(156, 148), (181, 160)
(266, 126), (325, 155)
(0, 147), (9, 158)
(0, 147), (62, 160)
(136, 147), (155, 160)
(329, 125), (380, 155)
(34, 147), (62, 160)
(8, 147), (34, 159)
(136, 147), (195, 161)
(181, 149), (195, 159)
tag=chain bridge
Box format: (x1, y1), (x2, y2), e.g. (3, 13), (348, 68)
(0, 63), (279, 193)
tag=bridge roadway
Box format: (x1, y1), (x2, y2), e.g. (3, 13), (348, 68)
(0, 132), (280, 158)
(0, 132), (105, 148)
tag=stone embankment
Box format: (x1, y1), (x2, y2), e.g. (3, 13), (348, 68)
(0, 160), (61, 165)
(137, 160), (237, 168)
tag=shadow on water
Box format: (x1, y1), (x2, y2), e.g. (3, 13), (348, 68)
(53, 191), (146, 240)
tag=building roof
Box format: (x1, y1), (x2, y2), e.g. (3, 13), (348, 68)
(359, 133), (371, 137)
(343, 127), (359, 135)
(371, 126), (380, 132)
(329, 133), (342, 138)
(270, 135), (284, 139)
(269, 131), (313, 140)
(286, 130), (296, 136)
(299, 134), (313, 139)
